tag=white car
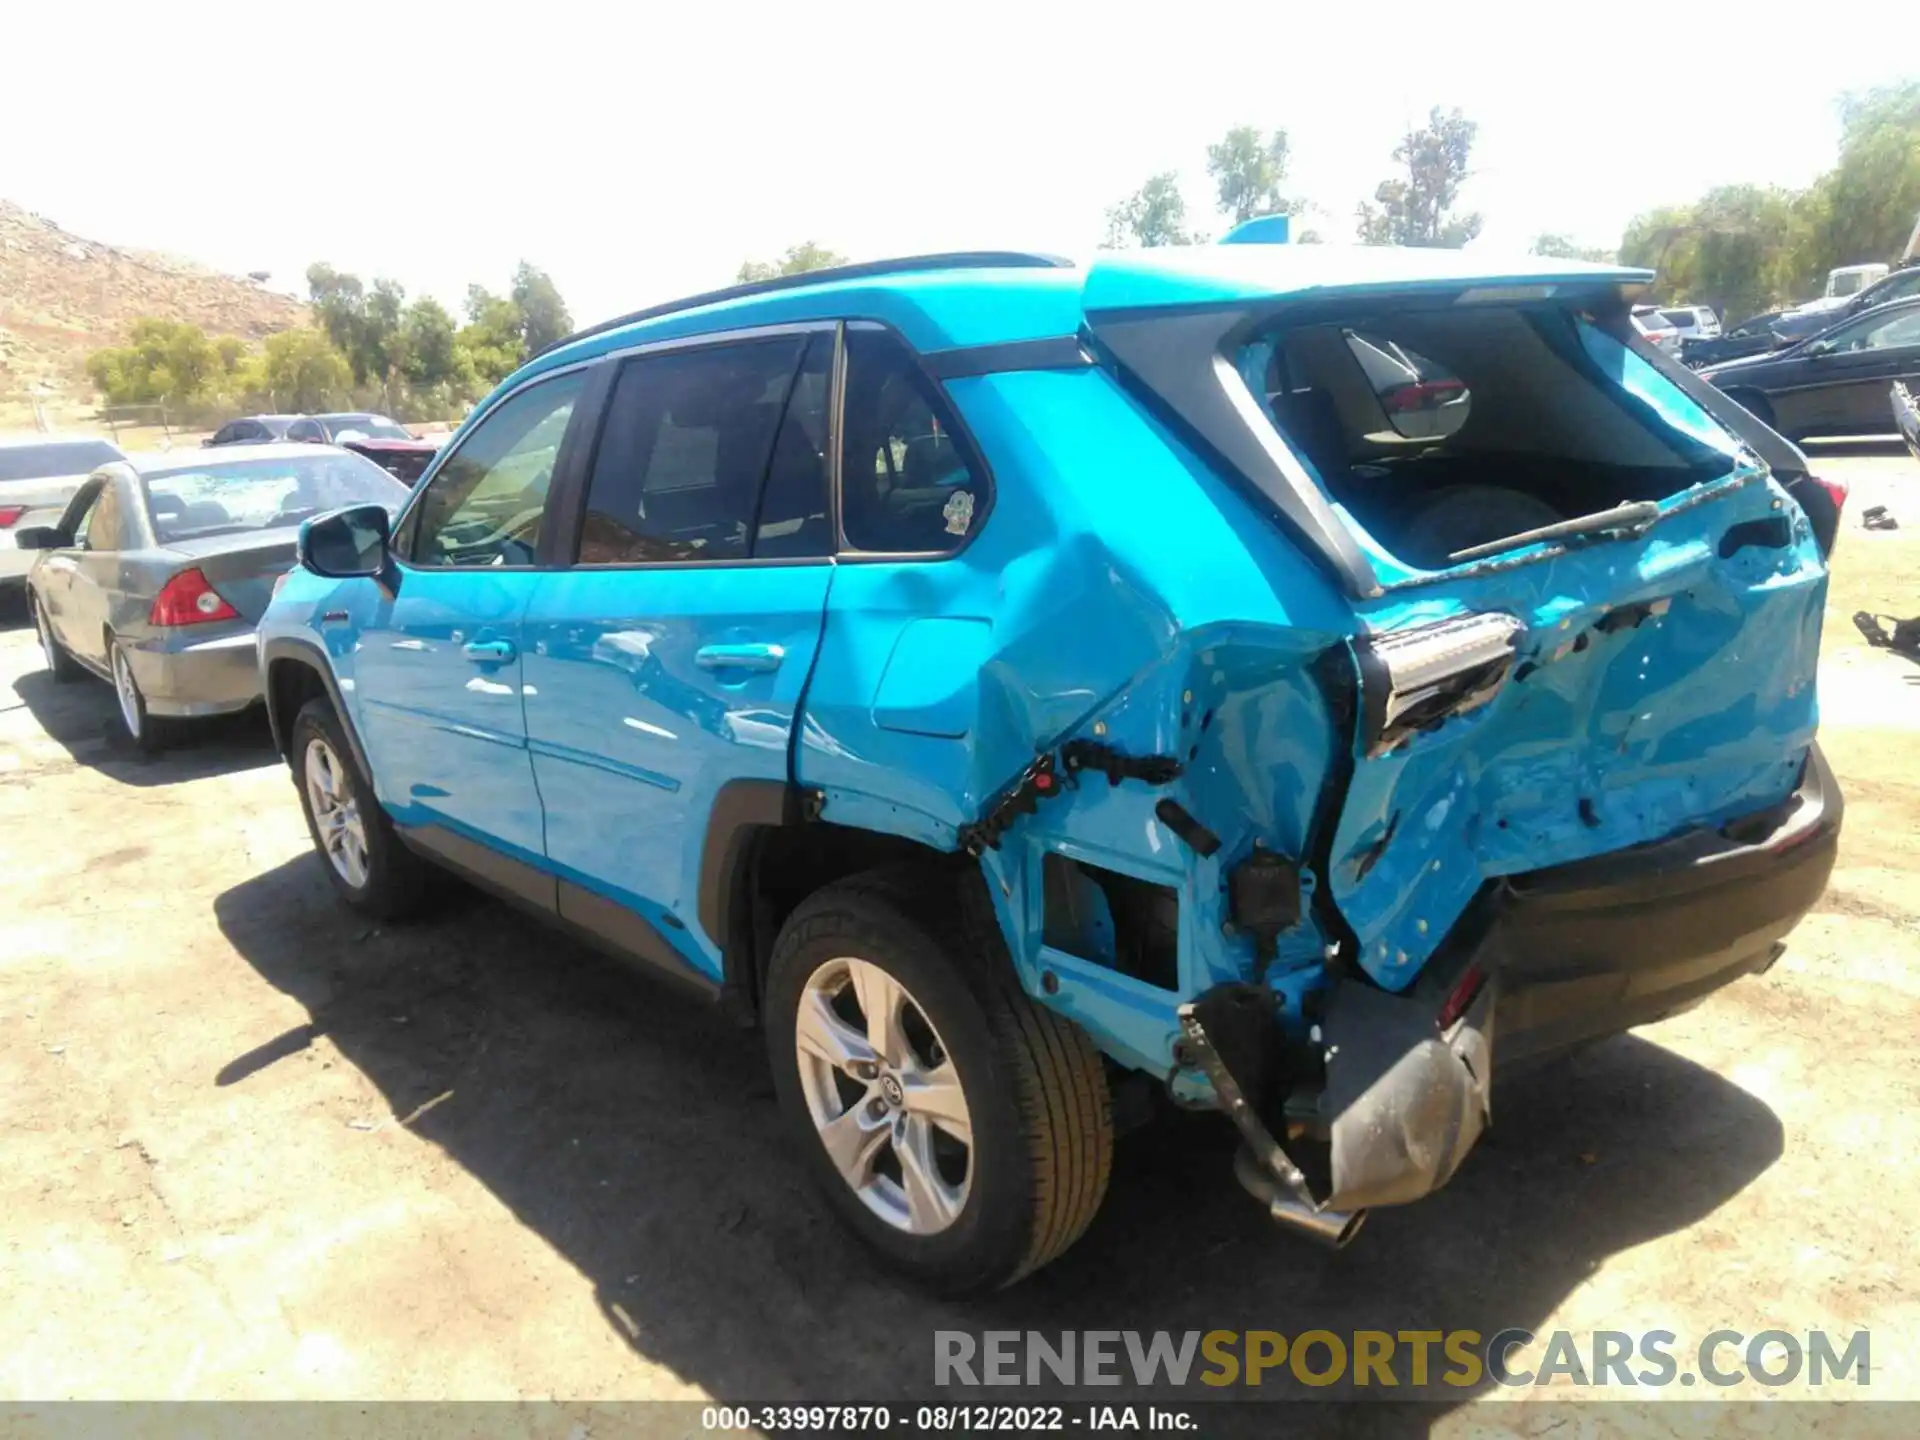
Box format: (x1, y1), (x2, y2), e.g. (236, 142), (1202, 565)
(0, 436), (127, 588)
(1655, 305), (1721, 343)
(1631, 306), (1683, 355)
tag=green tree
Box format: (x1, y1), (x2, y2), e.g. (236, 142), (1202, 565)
(1791, 83), (1920, 286)
(259, 330), (352, 412)
(736, 242), (850, 282)
(400, 298), (466, 388)
(1530, 233), (1616, 263)
(1206, 125), (1292, 224)
(84, 319), (222, 408)
(458, 286), (528, 387)
(305, 264), (408, 386)
(306, 263), (366, 361)
(1104, 172), (1196, 248)
(1619, 187), (1799, 321)
(511, 262), (573, 352)
(1356, 107), (1481, 247)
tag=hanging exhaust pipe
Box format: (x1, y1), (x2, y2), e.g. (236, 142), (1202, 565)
(1178, 1001), (1368, 1249)
(1233, 1145), (1367, 1249)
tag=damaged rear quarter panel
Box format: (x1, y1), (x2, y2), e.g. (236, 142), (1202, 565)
(796, 366), (1358, 1071)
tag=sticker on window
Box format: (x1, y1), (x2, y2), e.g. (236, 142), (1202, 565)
(943, 490), (974, 537)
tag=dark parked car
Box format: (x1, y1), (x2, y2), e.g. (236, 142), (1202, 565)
(206, 412), (417, 447)
(205, 415), (300, 446)
(1681, 310), (1786, 368)
(1699, 295), (1920, 439)
(1771, 263), (1920, 346)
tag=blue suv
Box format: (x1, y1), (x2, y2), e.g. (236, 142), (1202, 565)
(259, 238), (1841, 1293)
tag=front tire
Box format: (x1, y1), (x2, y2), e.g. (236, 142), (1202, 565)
(765, 868), (1112, 1294)
(290, 696), (428, 920)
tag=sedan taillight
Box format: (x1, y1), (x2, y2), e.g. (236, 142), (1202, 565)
(1809, 473), (1849, 514)
(0, 505), (26, 529)
(150, 568), (239, 626)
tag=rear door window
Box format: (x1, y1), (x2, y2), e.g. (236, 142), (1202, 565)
(839, 328), (987, 553)
(577, 335), (829, 564)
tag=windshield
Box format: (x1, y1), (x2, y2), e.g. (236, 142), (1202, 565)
(143, 452), (408, 543)
(0, 440), (122, 483)
(319, 414), (412, 441)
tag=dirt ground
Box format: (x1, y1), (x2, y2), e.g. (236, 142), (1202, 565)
(1, 445), (1916, 1434)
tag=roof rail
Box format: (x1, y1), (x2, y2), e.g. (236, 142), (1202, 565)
(536, 251), (1073, 358)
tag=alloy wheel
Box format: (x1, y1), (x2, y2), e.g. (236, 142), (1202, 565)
(304, 736), (370, 888)
(794, 956), (974, 1236)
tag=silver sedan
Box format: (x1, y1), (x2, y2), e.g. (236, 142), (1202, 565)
(20, 444), (407, 749)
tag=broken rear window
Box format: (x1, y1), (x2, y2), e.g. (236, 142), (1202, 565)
(1251, 305), (1743, 572)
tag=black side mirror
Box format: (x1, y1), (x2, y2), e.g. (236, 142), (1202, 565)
(13, 525), (67, 550)
(299, 504), (396, 589)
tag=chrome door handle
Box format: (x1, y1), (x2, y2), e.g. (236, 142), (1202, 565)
(694, 642), (785, 672)
(462, 639), (517, 663)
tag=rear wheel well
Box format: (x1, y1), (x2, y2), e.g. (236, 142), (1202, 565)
(266, 656), (331, 759)
(722, 822), (970, 1024)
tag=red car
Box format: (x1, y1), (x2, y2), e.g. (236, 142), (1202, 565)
(339, 435), (441, 485)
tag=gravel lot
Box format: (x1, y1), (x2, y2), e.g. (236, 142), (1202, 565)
(2, 444), (1916, 1432)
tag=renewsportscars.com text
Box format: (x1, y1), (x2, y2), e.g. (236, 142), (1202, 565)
(934, 1329), (1871, 1391)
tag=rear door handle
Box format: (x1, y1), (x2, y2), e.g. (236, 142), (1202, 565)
(695, 642), (785, 673)
(462, 639), (517, 663)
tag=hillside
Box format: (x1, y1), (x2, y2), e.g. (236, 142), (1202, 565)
(0, 199), (309, 429)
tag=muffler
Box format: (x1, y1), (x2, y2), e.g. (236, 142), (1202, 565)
(1233, 1145), (1366, 1248)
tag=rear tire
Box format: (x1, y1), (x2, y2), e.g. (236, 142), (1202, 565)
(765, 866), (1112, 1294)
(290, 696), (429, 920)
(109, 638), (172, 752)
(31, 593), (81, 682)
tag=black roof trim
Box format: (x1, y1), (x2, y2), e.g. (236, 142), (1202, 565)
(538, 252), (1074, 358)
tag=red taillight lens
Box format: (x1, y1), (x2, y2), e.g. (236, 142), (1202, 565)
(0, 505), (26, 529)
(1810, 474), (1849, 513)
(1435, 963), (1487, 1032)
(150, 568), (239, 626)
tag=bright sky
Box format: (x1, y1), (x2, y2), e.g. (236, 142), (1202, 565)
(7, 2), (1912, 328)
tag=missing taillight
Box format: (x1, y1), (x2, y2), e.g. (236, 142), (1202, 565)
(1354, 613), (1524, 757)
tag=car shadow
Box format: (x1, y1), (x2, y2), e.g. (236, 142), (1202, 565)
(9, 665), (280, 787)
(214, 857), (1784, 1430)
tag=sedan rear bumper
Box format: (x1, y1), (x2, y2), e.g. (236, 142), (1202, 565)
(125, 629), (263, 717)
